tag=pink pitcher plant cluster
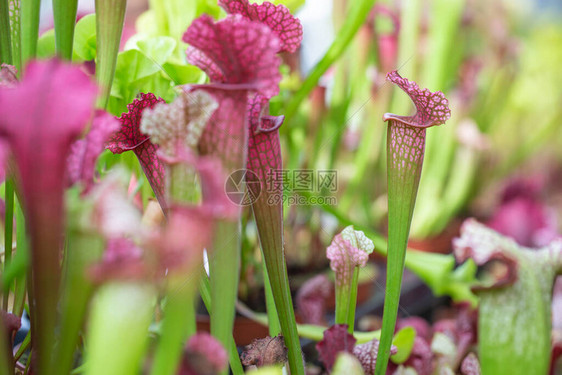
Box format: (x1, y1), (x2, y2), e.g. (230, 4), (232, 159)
(0, 53), (461, 375)
(5, 0), (541, 374)
(0, 51), (241, 374)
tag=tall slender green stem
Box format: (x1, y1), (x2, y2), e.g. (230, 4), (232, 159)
(334, 282), (350, 325)
(12, 198), (27, 317)
(375, 123), (426, 375)
(27, 191), (65, 375)
(55, 229), (104, 375)
(52, 0), (79, 60)
(263, 264), (281, 336)
(150, 275), (198, 375)
(85, 282), (156, 375)
(95, 0), (126, 108)
(199, 271), (244, 375)
(0, 0), (12, 63)
(2, 180), (14, 310)
(150, 163), (201, 375)
(14, 330), (30, 363)
(210, 219), (241, 375)
(0, 316), (11, 375)
(346, 268), (360, 332)
(8, 0), (21, 72)
(20, 0), (40, 64)
(252, 195), (304, 375)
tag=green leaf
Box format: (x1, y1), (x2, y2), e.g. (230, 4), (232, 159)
(162, 62), (202, 85)
(404, 250), (477, 306)
(36, 29), (55, 59)
(84, 282), (156, 375)
(95, 0), (127, 108)
(73, 14), (97, 61)
(107, 95), (128, 117)
(115, 49), (162, 85)
(254, 0), (305, 12)
(1, 204), (29, 291)
(112, 49), (174, 106)
(390, 327), (416, 364)
(135, 36), (176, 66)
(8, 0), (22, 70)
(20, 0), (41, 64)
(52, 0), (79, 60)
(129, 73), (175, 102)
(0, 0), (13, 64)
(196, 0), (222, 18)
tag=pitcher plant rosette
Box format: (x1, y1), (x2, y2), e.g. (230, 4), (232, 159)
(1, 1), (561, 375)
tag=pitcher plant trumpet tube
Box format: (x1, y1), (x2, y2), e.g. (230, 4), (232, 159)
(375, 70), (451, 375)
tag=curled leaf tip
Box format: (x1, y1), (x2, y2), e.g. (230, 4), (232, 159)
(183, 14), (282, 98)
(327, 226), (374, 278)
(258, 114), (285, 133)
(219, 0), (303, 53)
(246, 94), (284, 189)
(341, 225), (375, 254)
(453, 219), (520, 289)
(383, 70), (451, 128)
